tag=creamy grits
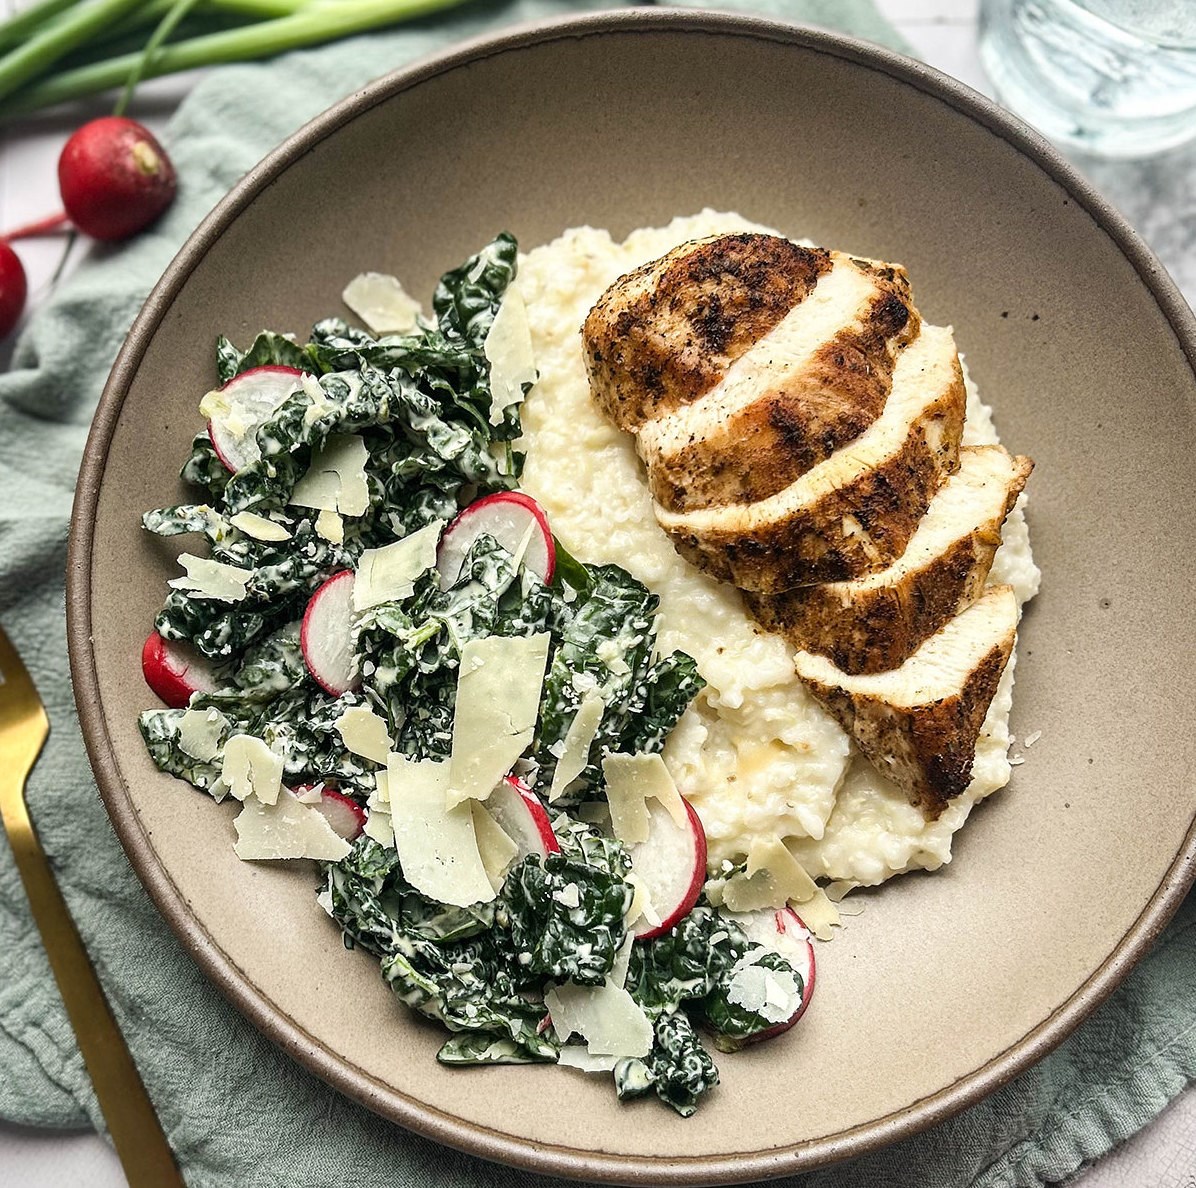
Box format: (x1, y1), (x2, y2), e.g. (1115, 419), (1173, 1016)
(516, 212), (1039, 889)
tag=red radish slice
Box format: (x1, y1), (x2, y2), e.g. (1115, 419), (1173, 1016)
(207, 365), (305, 473)
(487, 775), (560, 859)
(727, 907), (816, 1039)
(437, 491), (555, 589)
(141, 630), (219, 708)
(301, 570), (359, 696)
(627, 799), (707, 940)
(297, 784), (366, 841)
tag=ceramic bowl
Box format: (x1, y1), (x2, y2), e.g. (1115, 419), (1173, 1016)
(67, 10), (1196, 1183)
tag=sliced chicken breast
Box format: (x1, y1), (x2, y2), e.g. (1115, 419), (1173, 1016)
(632, 252), (920, 511)
(657, 323), (966, 592)
(745, 445), (1033, 673)
(583, 234), (833, 431)
(794, 584), (1019, 816)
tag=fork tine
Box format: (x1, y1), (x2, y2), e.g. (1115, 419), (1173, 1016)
(0, 621), (44, 710)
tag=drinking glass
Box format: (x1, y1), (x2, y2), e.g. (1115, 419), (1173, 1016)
(979, 0), (1196, 156)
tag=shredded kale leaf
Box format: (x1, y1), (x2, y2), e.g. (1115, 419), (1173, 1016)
(499, 835), (632, 987)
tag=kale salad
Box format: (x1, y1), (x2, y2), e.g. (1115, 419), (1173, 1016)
(137, 234), (814, 1117)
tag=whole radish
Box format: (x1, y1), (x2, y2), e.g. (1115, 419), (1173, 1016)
(58, 117), (177, 242)
(0, 241), (27, 339)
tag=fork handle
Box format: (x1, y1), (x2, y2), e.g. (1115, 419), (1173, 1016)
(1, 771), (187, 1187)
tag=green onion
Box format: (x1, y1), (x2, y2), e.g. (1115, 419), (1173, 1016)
(113, 0), (204, 116)
(0, 0), (151, 103)
(0, 0), (467, 119)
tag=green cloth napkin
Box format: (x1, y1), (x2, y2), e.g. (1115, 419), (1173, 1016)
(2, 3), (1195, 1185)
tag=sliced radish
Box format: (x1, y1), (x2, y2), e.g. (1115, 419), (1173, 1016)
(298, 783), (366, 841)
(627, 799), (707, 940)
(141, 630), (219, 707)
(301, 570), (359, 696)
(436, 491), (555, 590)
(206, 365), (305, 473)
(487, 775), (559, 859)
(726, 907), (816, 1039)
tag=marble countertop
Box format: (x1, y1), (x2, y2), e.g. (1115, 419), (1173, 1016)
(1, 0), (1193, 1184)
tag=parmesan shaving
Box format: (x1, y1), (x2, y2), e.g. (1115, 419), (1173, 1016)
(177, 707), (228, 762)
(601, 752), (687, 844)
(548, 694), (605, 802)
(796, 887), (842, 941)
(220, 734), (283, 805)
(352, 522), (442, 611)
(543, 981), (652, 1058)
(315, 509), (344, 544)
(168, 554), (250, 602)
(233, 787), (352, 861)
(484, 287), (537, 427)
(446, 633), (551, 809)
(472, 802), (519, 890)
(386, 753), (495, 907)
(335, 704), (392, 764)
(342, 271), (422, 335)
(230, 511), (291, 542)
(363, 808), (394, 848)
(721, 837), (818, 913)
(290, 433), (370, 517)
(557, 1049), (620, 1074)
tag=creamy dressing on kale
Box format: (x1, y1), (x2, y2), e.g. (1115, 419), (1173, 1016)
(137, 235), (806, 1116)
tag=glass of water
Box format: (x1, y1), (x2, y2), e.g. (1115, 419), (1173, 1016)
(979, 0), (1196, 156)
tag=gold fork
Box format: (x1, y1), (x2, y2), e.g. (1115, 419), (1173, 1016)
(0, 623), (186, 1187)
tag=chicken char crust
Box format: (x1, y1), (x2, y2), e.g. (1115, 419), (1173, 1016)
(582, 233), (832, 430)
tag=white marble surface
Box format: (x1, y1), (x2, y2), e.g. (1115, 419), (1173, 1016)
(1, 0), (1193, 1184)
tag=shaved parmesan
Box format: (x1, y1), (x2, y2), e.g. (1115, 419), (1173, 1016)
(601, 752), (687, 845)
(722, 837), (818, 913)
(230, 511), (291, 541)
(371, 768), (391, 807)
(387, 753), (495, 907)
(177, 707), (228, 762)
(557, 1049), (619, 1074)
(602, 757), (651, 845)
(610, 933), (635, 992)
(544, 981), (652, 1058)
(548, 694), (604, 802)
(485, 288), (537, 427)
(363, 809), (394, 848)
(221, 734), (283, 805)
(353, 521), (442, 611)
(624, 871), (661, 931)
(472, 802), (519, 890)
(335, 704), (392, 763)
(168, 554), (250, 602)
(290, 433), (370, 517)
(315, 508), (344, 544)
(342, 272), (422, 335)
(233, 787), (352, 861)
(363, 770), (395, 846)
(726, 951), (802, 1023)
(446, 633), (551, 809)
(794, 887), (842, 941)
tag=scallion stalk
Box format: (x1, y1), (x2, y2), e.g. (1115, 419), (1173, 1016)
(0, 0), (153, 103)
(0, 0), (464, 117)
